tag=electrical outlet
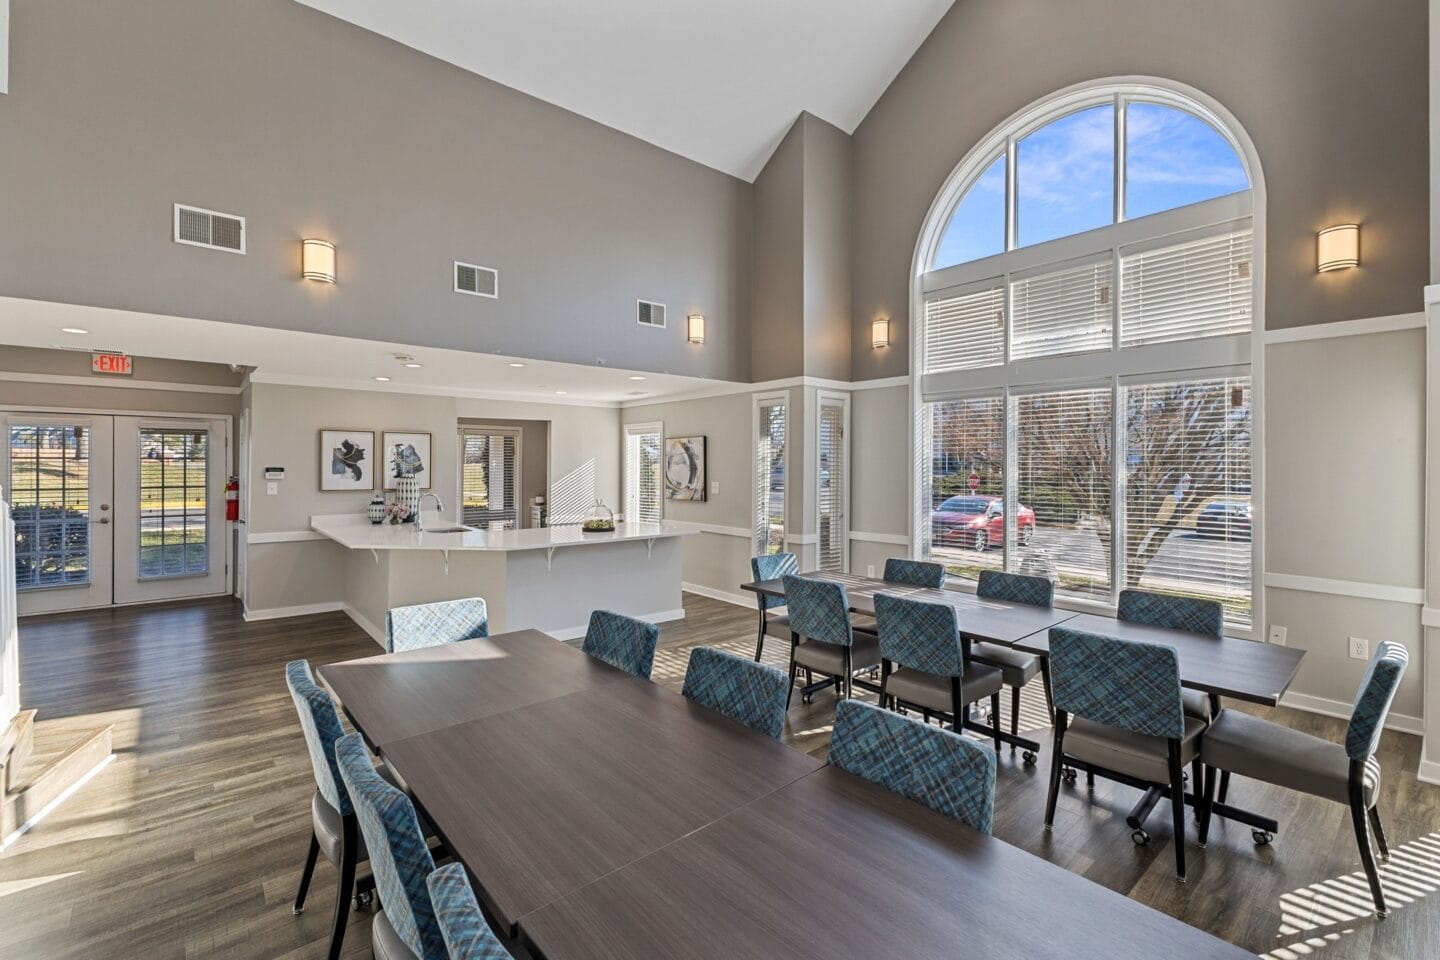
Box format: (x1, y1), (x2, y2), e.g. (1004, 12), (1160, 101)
(266, 481), (278, 496)
(866, 564), (876, 577)
(710, 481), (719, 495)
(1348, 636), (1369, 660)
(1267, 624), (1287, 646)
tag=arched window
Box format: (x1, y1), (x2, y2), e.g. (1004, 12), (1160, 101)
(914, 82), (1259, 630)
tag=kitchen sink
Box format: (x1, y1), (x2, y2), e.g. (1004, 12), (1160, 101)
(419, 525), (476, 534)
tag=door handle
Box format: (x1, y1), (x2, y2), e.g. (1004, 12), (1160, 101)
(92, 517), (110, 525)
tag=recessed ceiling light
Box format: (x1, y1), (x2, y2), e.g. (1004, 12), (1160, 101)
(403, 362), (422, 369)
(61, 327), (89, 335)
(508, 362), (525, 368)
(555, 389), (567, 395)
(627, 375), (647, 381)
(373, 376), (391, 382)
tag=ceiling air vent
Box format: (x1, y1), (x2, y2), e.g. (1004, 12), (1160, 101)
(455, 261), (499, 299)
(173, 203), (245, 254)
(637, 300), (666, 329)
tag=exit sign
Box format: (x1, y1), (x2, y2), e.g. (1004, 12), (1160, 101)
(91, 353), (132, 376)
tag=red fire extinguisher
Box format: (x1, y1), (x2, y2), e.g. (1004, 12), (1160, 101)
(225, 476), (240, 522)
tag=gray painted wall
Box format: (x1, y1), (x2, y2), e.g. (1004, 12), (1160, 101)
(800, 116), (854, 382)
(850, 0), (1430, 380)
(0, 0), (751, 380)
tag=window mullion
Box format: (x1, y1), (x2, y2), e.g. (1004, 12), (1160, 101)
(1114, 94), (1126, 223)
(1110, 377), (1126, 606)
(1003, 390), (1018, 574)
(1004, 135), (1017, 252)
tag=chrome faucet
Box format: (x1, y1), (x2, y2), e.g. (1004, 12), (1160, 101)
(415, 493), (444, 530)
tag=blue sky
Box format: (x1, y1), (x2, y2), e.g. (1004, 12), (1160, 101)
(934, 103), (1248, 269)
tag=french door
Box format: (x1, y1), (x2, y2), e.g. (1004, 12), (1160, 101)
(3, 412), (229, 616)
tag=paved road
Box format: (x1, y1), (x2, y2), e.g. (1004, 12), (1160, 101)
(934, 524), (1251, 597)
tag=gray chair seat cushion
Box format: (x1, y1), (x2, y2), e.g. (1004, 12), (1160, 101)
(1182, 688), (1213, 721)
(969, 642), (1041, 687)
(372, 910), (421, 960)
(312, 790), (367, 867)
(793, 632), (881, 676)
(886, 662), (1004, 715)
(1199, 708), (1380, 807)
(764, 614), (792, 640)
(1064, 715), (1206, 784)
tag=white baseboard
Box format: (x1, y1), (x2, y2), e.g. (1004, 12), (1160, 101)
(341, 604), (386, 647)
(546, 607), (687, 641)
(242, 601), (345, 622)
(1279, 690), (1423, 736)
(1418, 758), (1440, 786)
(683, 582), (754, 609)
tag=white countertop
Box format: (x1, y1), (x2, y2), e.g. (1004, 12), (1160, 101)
(310, 514), (697, 552)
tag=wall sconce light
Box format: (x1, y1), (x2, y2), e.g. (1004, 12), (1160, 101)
(302, 238), (336, 283)
(872, 317), (890, 348)
(687, 314), (705, 344)
(1317, 224), (1359, 273)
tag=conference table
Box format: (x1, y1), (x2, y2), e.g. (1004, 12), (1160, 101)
(320, 626), (1255, 959)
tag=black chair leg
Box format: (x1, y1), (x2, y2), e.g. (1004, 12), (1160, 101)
(328, 815), (359, 960)
(1167, 741), (1187, 882)
(754, 611), (767, 662)
(990, 692), (1002, 753)
(1009, 686), (1020, 747)
(1044, 713), (1067, 830)
(1197, 764), (1218, 846)
(1368, 805), (1391, 862)
(293, 831), (321, 915)
(785, 645), (799, 710)
(1039, 658), (1054, 715)
(1217, 769), (1231, 804)
(1189, 755), (1205, 821)
(1350, 797), (1388, 917)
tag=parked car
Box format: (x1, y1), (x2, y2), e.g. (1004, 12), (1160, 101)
(931, 495), (1035, 551)
(1195, 500), (1252, 541)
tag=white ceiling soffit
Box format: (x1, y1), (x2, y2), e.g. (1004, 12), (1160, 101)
(292, 0), (955, 181)
(0, 298), (733, 406)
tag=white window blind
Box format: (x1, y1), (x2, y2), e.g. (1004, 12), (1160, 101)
(624, 424), (663, 524)
(923, 283), (1005, 374)
(1011, 388), (1113, 601)
(1123, 376), (1252, 625)
(1010, 258), (1113, 361)
(754, 396), (787, 554)
(1120, 228), (1252, 347)
(816, 398), (847, 572)
(928, 397), (1005, 583)
(460, 428), (519, 527)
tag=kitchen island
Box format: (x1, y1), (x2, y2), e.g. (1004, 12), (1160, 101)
(310, 514), (696, 643)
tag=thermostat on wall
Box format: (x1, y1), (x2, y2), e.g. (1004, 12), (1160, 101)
(264, 467), (285, 480)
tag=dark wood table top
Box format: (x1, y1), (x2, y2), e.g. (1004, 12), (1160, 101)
(380, 678), (824, 934)
(1015, 613), (1306, 706)
(317, 629), (633, 745)
(519, 764), (1253, 960)
(743, 571), (1078, 646)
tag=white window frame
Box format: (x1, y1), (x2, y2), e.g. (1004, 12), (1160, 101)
(456, 425), (523, 528)
(752, 391), (789, 556)
(813, 391), (851, 573)
(623, 421), (664, 524)
(909, 77), (1267, 636)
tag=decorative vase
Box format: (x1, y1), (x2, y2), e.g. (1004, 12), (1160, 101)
(367, 495), (386, 525)
(396, 475), (420, 523)
(581, 498), (616, 533)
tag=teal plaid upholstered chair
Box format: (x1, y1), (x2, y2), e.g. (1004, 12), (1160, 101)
(286, 659), (380, 960)
(1198, 641), (1408, 916)
(385, 597), (489, 654)
(829, 700), (996, 833)
(853, 558), (947, 640)
(1118, 588), (1223, 724)
(1043, 627), (1205, 882)
(336, 733), (447, 960)
(682, 646), (791, 739)
(750, 552), (799, 661)
(968, 571), (1054, 749)
(873, 592), (1003, 753)
(782, 574), (877, 706)
(425, 864), (514, 960)
(581, 610), (659, 680)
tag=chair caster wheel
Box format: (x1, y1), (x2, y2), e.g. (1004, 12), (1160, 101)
(292, 906), (304, 916)
(801, 694), (813, 705)
(1252, 829), (1274, 846)
(1022, 750), (1037, 766)
(352, 891), (373, 912)
(1132, 829), (1150, 846)
(1061, 766), (1078, 784)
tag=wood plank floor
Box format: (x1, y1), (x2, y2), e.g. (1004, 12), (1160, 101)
(1, 594), (1437, 959)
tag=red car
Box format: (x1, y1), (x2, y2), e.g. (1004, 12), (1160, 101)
(931, 495), (1036, 551)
